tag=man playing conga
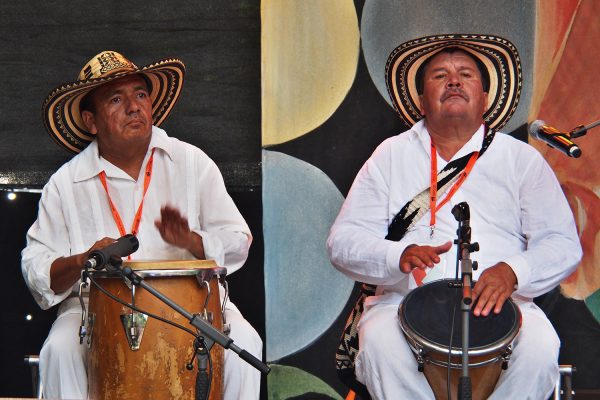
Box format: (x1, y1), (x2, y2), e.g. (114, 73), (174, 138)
(22, 51), (262, 399)
(327, 34), (582, 399)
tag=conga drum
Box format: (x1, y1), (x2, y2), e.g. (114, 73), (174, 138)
(85, 260), (226, 400)
(398, 279), (521, 400)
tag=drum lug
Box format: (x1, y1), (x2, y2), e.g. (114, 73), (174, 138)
(120, 312), (148, 351)
(79, 322), (87, 344)
(203, 311), (214, 324)
(86, 313), (95, 348)
(78, 277), (89, 345)
(221, 279), (230, 329)
(122, 275), (133, 290)
(501, 344), (513, 370)
(417, 349), (425, 372)
(196, 277), (215, 325)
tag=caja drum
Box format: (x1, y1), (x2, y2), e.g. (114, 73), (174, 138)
(85, 260), (226, 400)
(398, 279), (521, 400)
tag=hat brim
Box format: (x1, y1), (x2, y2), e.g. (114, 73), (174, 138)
(43, 58), (185, 153)
(385, 34), (522, 131)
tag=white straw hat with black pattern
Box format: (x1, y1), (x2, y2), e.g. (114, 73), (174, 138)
(43, 50), (185, 153)
(385, 34), (522, 130)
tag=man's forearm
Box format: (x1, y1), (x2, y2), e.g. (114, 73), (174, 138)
(188, 232), (206, 260)
(49, 254), (86, 293)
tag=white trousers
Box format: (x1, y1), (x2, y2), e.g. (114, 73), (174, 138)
(355, 300), (559, 400)
(40, 297), (262, 400)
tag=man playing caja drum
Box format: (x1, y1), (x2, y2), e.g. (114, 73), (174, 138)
(327, 34), (582, 399)
(21, 51), (262, 399)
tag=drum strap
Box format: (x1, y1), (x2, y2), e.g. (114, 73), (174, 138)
(335, 127), (496, 397)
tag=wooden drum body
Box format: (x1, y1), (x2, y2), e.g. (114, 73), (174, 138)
(86, 260), (226, 400)
(398, 279), (521, 400)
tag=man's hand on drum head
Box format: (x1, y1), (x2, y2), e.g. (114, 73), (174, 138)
(154, 205), (206, 259)
(472, 262), (518, 317)
(399, 241), (452, 273)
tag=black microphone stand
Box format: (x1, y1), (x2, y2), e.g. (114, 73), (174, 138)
(100, 255), (270, 399)
(185, 336), (212, 400)
(451, 202), (479, 400)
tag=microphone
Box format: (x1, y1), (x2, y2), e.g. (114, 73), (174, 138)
(84, 234), (139, 270)
(452, 202), (471, 243)
(528, 120), (582, 158)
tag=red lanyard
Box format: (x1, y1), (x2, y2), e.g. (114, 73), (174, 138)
(429, 141), (478, 237)
(99, 148), (156, 243)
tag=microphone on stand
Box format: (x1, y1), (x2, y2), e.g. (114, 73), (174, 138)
(528, 120), (582, 158)
(452, 202), (472, 243)
(451, 202), (479, 400)
(84, 234), (139, 270)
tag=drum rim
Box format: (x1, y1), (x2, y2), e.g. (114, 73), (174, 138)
(90, 267), (227, 279)
(397, 279), (522, 357)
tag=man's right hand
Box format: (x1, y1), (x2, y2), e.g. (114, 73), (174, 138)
(399, 241), (452, 273)
(50, 237), (117, 293)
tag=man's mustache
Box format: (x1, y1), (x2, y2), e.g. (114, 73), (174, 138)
(126, 113), (147, 124)
(441, 88), (468, 102)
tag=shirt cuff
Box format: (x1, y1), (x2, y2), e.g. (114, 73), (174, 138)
(193, 229), (224, 266)
(502, 254), (531, 294)
(385, 240), (413, 283)
(25, 253), (73, 310)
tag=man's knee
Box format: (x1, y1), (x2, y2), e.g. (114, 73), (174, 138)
(513, 311), (560, 368)
(358, 304), (404, 358)
(40, 313), (87, 374)
(225, 310), (262, 356)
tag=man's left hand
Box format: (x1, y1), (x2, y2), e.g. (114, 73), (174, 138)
(472, 262), (517, 317)
(155, 205), (205, 259)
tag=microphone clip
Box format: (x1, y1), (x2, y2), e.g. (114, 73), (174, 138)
(570, 125), (588, 139)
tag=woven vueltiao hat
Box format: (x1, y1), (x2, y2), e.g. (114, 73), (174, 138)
(43, 51), (185, 153)
(385, 34), (522, 130)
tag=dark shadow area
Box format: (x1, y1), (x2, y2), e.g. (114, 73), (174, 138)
(537, 287), (600, 392)
(227, 189), (268, 399)
(0, 191), (57, 397)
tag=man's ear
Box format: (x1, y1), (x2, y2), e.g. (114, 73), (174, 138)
(481, 91), (489, 115)
(81, 110), (98, 135)
(418, 95), (425, 116)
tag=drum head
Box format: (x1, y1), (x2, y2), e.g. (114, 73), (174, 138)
(400, 279), (520, 350)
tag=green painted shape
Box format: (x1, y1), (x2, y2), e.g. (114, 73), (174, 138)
(584, 288), (600, 324)
(267, 364), (343, 400)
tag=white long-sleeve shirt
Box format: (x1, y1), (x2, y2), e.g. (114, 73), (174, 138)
(327, 120), (581, 304)
(22, 126), (251, 310)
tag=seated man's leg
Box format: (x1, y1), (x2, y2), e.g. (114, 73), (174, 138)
(223, 303), (263, 400)
(40, 299), (88, 399)
(356, 302), (434, 400)
(490, 301), (560, 400)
